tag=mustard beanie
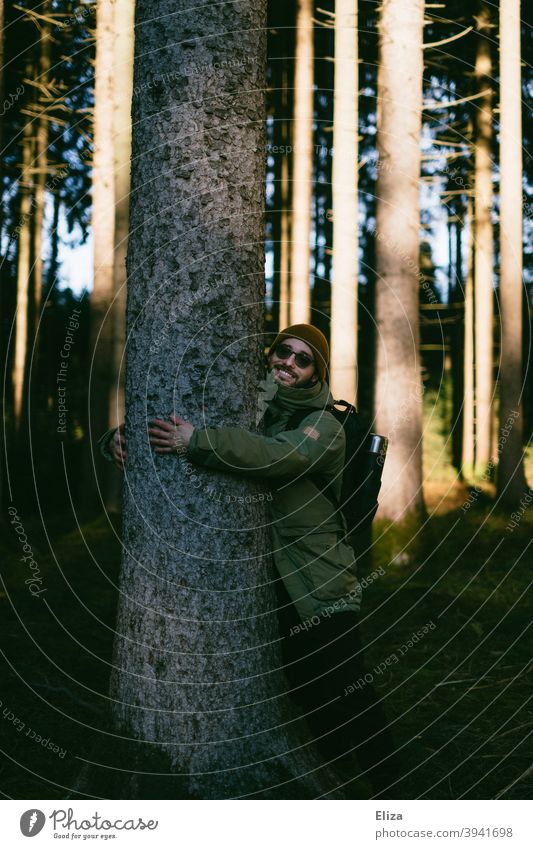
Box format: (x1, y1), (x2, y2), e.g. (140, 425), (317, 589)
(268, 323), (329, 382)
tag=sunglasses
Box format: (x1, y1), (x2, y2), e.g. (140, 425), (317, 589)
(273, 342), (315, 369)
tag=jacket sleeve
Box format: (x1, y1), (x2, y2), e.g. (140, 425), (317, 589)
(98, 426), (118, 462)
(186, 413), (344, 481)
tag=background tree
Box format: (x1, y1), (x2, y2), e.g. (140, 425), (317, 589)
(373, 0), (426, 522)
(329, 0), (358, 405)
(289, 0), (314, 324)
(497, 0), (529, 504)
(473, 4), (495, 472)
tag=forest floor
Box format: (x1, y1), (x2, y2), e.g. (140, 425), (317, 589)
(1, 395), (531, 800)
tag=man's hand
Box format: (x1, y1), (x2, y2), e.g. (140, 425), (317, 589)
(109, 423), (127, 471)
(149, 414), (195, 454)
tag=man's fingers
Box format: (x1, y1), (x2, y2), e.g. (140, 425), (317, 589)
(149, 438), (173, 447)
(150, 419), (175, 431)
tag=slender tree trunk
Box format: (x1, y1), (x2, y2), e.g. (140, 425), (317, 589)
(32, 16), (52, 331)
(289, 0), (313, 324)
(279, 121), (290, 330)
(329, 0), (358, 405)
(497, 0), (528, 503)
(13, 107), (34, 426)
(103, 0), (342, 800)
(451, 208), (465, 471)
(463, 199), (475, 471)
(473, 5), (495, 471)
(373, 0), (425, 522)
(86, 0), (117, 507)
(106, 0), (134, 511)
(278, 66), (291, 331)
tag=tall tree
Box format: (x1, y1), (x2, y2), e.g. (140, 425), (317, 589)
(289, 0), (313, 324)
(31, 13), (52, 332)
(87, 0), (117, 505)
(329, 0), (358, 404)
(13, 80), (34, 427)
(102, 0), (341, 799)
(373, 0), (426, 521)
(87, 0), (134, 510)
(497, 0), (529, 504)
(473, 4), (495, 471)
(463, 199), (475, 472)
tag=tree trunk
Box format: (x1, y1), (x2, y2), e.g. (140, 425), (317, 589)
(497, 0), (529, 504)
(330, 0), (358, 405)
(86, 0), (117, 507)
(105, 0), (342, 800)
(373, 0), (425, 522)
(278, 70), (291, 332)
(451, 207), (465, 471)
(13, 103), (34, 427)
(32, 15), (52, 332)
(463, 199), (475, 472)
(473, 5), (495, 472)
(289, 0), (313, 324)
(106, 0), (135, 511)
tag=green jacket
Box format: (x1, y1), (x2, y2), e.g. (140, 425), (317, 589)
(186, 378), (362, 621)
(99, 378), (362, 622)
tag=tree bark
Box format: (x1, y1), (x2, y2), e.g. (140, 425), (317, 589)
(373, 0), (426, 522)
(32, 14), (52, 332)
(87, 0), (117, 507)
(106, 0), (135, 511)
(329, 0), (358, 405)
(463, 199), (475, 472)
(13, 96), (34, 427)
(473, 5), (495, 471)
(289, 0), (313, 324)
(105, 0), (343, 800)
(496, 0), (529, 504)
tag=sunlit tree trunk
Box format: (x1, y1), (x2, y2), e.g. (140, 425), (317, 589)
(13, 105), (34, 426)
(330, 0), (358, 405)
(98, 0), (342, 800)
(87, 0), (117, 507)
(463, 199), (475, 472)
(32, 16), (52, 330)
(289, 0), (313, 324)
(497, 0), (528, 504)
(106, 0), (134, 510)
(373, 0), (425, 521)
(473, 5), (495, 471)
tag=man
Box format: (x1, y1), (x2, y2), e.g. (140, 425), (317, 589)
(101, 323), (398, 795)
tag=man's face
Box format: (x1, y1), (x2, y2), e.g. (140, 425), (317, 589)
(268, 337), (318, 388)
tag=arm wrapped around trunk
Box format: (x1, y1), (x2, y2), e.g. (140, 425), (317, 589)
(186, 414), (344, 481)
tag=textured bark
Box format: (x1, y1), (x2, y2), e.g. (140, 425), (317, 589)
(463, 200), (475, 471)
(473, 6), (495, 471)
(330, 0), (358, 405)
(107, 0), (343, 800)
(289, 0), (313, 324)
(496, 0), (529, 504)
(373, 0), (425, 521)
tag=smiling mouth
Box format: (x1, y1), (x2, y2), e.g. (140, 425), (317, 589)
(275, 366), (296, 379)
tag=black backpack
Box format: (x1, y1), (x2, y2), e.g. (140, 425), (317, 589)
(285, 400), (388, 538)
